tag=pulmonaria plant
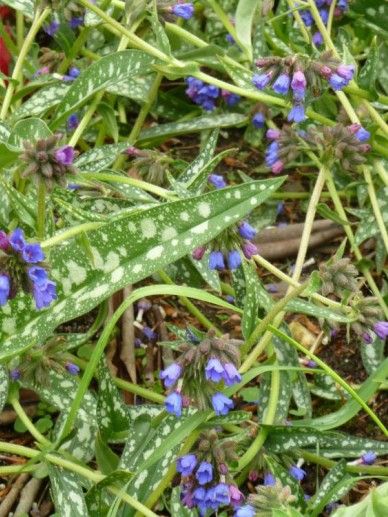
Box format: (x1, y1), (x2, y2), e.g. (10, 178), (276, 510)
(0, 228), (56, 309)
(264, 123), (370, 174)
(185, 77), (240, 111)
(253, 51), (355, 123)
(160, 330), (241, 416)
(20, 134), (76, 189)
(297, 0), (349, 46)
(176, 429), (242, 515)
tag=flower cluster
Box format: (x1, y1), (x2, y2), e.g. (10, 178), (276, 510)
(170, 2), (194, 20)
(320, 257), (359, 297)
(297, 1), (349, 46)
(160, 330), (241, 417)
(0, 229), (56, 309)
(177, 429), (242, 515)
(185, 77), (240, 111)
(264, 123), (370, 174)
(20, 134), (76, 189)
(192, 177), (258, 270)
(253, 52), (355, 123)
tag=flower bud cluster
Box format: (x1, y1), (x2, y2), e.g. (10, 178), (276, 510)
(192, 176), (258, 270)
(185, 77), (240, 111)
(253, 52), (355, 123)
(264, 123), (370, 174)
(177, 429), (242, 514)
(320, 258), (359, 297)
(297, 1), (349, 46)
(350, 297), (388, 344)
(236, 478), (296, 516)
(20, 134), (76, 189)
(160, 330), (241, 417)
(0, 228), (56, 310)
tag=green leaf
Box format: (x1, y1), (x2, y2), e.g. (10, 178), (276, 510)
(48, 465), (89, 517)
(332, 481), (388, 517)
(179, 128), (219, 183)
(235, 0), (259, 59)
(138, 113), (248, 144)
(52, 50), (156, 126)
(316, 203), (349, 225)
(7, 118), (52, 151)
(354, 187), (388, 244)
(360, 336), (385, 374)
(97, 103), (119, 143)
(358, 38), (379, 97)
(10, 82), (69, 121)
(0, 366), (9, 414)
(95, 432), (120, 475)
(170, 486), (197, 516)
(0, 177), (285, 361)
(232, 261), (260, 339)
(74, 143), (130, 172)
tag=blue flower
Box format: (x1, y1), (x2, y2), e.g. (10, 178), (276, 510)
(199, 84), (219, 99)
(234, 505), (256, 517)
(143, 326), (157, 340)
(319, 8), (329, 24)
(165, 391), (182, 416)
(160, 362), (182, 388)
(192, 487), (207, 512)
(222, 90), (240, 106)
(10, 368), (21, 381)
(337, 0), (348, 9)
(32, 279), (57, 309)
(44, 20), (60, 36)
(69, 16), (84, 29)
(238, 221), (257, 240)
(228, 250), (242, 270)
(289, 465), (306, 481)
(205, 357), (225, 383)
(212, 392), (234, 415)
(272, 73), (290, 95)
(67, 114), (79, 130)
(22, 243), (45, 264)
(312, 31), (323, 46)
(252, 112), (265, 129)
(176, 454), (197, 475)
(55, 146), (75, 166)
(226, 33), (235, 44)
(66, 362), (80, 375)
(361, 451), (376, 465)
(0, 274), (10, 306)
(208, 174), (226, 189)
(210, 483), (231, 506)
(9, 228), (26, 252)
(264, 472), (276, 486)
(223, 363), (241, 386)
(226, 295), (235, 303)
(171, 3), (194, 20)
(328, 73), (347, 91)
(28, 266), (48, 286)
(209, 251), (225, 270)
(252, 72), (272, 90)
(265, 141), (280, 166)
(288, 103), (305, 123)
(196, 461), (213, 485)
(336, 64), (355, 82)
(300, 10), (313, 26)
(374, 321), (388, 340)
(355, 127), (370, 142)
(63, 67), (80, 81)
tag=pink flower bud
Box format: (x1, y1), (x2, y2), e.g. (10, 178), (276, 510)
(347, 123), (361, 134)
(192, 246), (206, 260)
(242, 242), (258, 259)
(271, 160), (284, 174)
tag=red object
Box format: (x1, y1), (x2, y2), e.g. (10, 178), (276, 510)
(0, 6), (12, 76)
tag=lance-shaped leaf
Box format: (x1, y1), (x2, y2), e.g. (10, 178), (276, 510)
(11, 82), (69, 121)
(0, 366), (9, 414)
(48, 466), (90, 517)
(0, 177), (285, 361)
(7, 118), (52, 151)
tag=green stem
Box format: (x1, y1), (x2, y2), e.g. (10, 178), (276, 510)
(301, 450), (388, 476)
(364, 167), (388, 253)
(68, 92), (104, 147)
(268, 326), (388, 436)
(237, 427), (268, 472)
(36, 179), (46, 240)
(286, 0), (311, 44)
(41, 222), (104, 249)
(0, 7), (50, 120)
(375, 160), (388, 187)
(10, 397), (51, 447)
(326, 0), (337, 36)
(58, 27), (92, 74)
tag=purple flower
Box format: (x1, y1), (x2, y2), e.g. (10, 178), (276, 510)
(209, 251), (225, 270)
(199, 84), (219, 99)
(289, 465), (306, 481)
(226, 295), (235, 303)
(300, 10), (313, 26)
(160, 362), (182, 388)
(192, 487), (207, 511)
(374, 321), (388, 340)
(229, 485), (244, 506)
(176, 454), (197, 475)
(10, 368), (21, 381)
(185, 77), (203, 99)
(252, 112), (265, 129)
(9, 228), (26, 252)
(272, 160), (284, 174)
(252, 72), (272, 90)
(223, 363), (241, 386)
(291, 71), (306, 95)
(143, 326), (157, 341)
(266, 128), (280, 140)
(338, 0), (348, 9)
(238, 221), (256, 240)
(0, 231), (9, 250)
(196, 461), (213, 485)
(212, 392), (234, 415)
(329, 73), (347, 90)
(55, 146), (75, 166)
(288, 103), (305, 123)
(362, 332), (373, 344)
(22, 243), (45, 264)
(32, 280), (57, 309)
(66, 362), (80, 375)
(242, 241), (258, 259)
(234, 505), (255, 517)
(44, 20), (60, 36)
(228, 250), (242, 270)
(67, 114), (79, 131)
(265, 141), (279, 166)
(264, 472), (276, 486)
(208, 174), (226, 189)
(0, 275), (10, 306)
(28, 266), (48, 286)
(209, 483), (230, 506)
(205, 357), (225, 383)
(226, 33), (235, 44)
(69, 16), (84, 29)
(272, 73), (290, 95)
(312, 31), (324, 46)
(63, 67), (80, 82)
(192, 246), (206, 260)
(171, 3), (194, 20)
(336, 64), (355, 81)
(222, 90), (240, 106)
(319, 8), (329, 23)
(361, 451), (376, 465)
(165, 391), (182, 416)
